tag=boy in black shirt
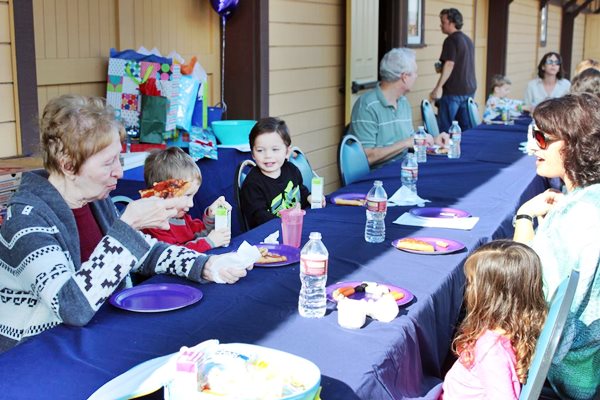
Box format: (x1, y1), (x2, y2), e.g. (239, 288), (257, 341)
(240, 118), (324, 229)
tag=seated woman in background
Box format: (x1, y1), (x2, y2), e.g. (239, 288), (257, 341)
(514, 93), (600, 399)
(0, 95), (251, 353)
(482, 74), (531, 122)
(524, 52), (571, 108)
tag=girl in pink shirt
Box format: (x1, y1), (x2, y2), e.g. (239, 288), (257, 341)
(442, 240), (547, 399)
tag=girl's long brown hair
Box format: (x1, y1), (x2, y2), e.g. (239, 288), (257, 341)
(453, 240), (547, 384)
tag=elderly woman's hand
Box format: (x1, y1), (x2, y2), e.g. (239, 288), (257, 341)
(435, 132), (451, 148)
(120, 197), (188, 230)
(517, 189), (564, 219)
(201, 253), (253, 284)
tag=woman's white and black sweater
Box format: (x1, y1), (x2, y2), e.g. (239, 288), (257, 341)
(0, 170), (208, 352)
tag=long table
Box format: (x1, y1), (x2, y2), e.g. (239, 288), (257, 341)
(0, 122), (547, 399)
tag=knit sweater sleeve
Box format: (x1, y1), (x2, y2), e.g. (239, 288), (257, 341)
(0, 202), (207, 329)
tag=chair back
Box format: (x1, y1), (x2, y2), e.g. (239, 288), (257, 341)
(233, 159), (256, 233)
(111, 195), (133, 213)
(467, 97), (481, 128)
(338, 134), (370, 186)
(519, 270), (580, 400)
(289, 146), (316, 191)
(421, 99), (440, 136)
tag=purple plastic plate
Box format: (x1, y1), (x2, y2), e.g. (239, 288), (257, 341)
(254, 243), (300, 267)
(326, 281), (414, 306)
(409, 207), (470, 219)
(392, 237), (466, 255)
(109, 283), (203, 312)
(330, 193), (367, 206)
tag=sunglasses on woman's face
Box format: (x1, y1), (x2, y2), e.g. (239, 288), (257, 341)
(531, 125), (558, 149)
(545, 59), (561, 65)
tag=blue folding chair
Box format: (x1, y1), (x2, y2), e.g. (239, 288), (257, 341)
(519, 270), (580, 400)
(289, 146), (317, 191)
(421, 99), (440, 136)
(337, 134), (370, 186)
(111, 195), (133, 213)
(233, 159), (256, 233)
(467, 97), (481, 128)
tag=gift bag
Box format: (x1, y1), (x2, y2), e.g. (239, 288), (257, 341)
(189, 126), (218, 160)
(106, 48), (180, 135)
(140, 95), (169, 144)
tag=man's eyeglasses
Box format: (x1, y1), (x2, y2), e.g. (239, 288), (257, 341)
(545, 59), (561, 66)
(531, 125), (558, 149)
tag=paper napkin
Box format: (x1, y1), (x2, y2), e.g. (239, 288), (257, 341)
(393, 212), (479, 230)
(210, 241), (262, 284)
(388, 186), (431, 207)
(263, 231), (280, 244)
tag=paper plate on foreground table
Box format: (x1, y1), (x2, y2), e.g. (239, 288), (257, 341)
(88, 342), (321, 400)
(409, 207), (470, 219)
(330, 193), (366, 206)
(326, 281), (414, 306)
(254, 243), (300, 267)
(109, 283), (203, 312)
(392, 237), (465, 255)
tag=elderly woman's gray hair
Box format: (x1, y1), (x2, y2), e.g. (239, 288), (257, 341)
(379, 48), (417, 83)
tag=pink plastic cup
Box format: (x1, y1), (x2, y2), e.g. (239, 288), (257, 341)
(280, 207), (306, 248)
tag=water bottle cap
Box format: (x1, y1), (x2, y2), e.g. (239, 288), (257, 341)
(452, 120), (458, 125)
(309, 232), (322, 240)
(418, 125), (425, 131)
(374, 180), (383, 186)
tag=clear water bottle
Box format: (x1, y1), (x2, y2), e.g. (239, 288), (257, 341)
(365, 180), (387, 243)
(414, 125), (427, 163)
(299, 232), (329, 318)
(401, 150), (418, 193)
(447, 120), (462, 159)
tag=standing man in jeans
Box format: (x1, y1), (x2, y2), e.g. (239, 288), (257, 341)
(430, 8), (477, 132)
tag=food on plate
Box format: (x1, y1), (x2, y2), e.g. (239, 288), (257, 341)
(427, 146), (449, 155)
(139, 179), (190, 199)
(435, 240), (449, 248)
(390, 291), (405, 301)
(332, 286), (356, 301)
(395, 238), (435, 252)
(334, 198), (366, 206)
(257, 247), (288, 264)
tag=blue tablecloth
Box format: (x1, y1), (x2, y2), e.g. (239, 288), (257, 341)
(114, 148), (252, 236)
(0, 123), (548, 399)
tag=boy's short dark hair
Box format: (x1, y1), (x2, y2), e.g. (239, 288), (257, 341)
(249, 117), (291, 149)
(490, 74), (512, 93)
(143, 147), (202, 188)
(441, 8), (463, 30)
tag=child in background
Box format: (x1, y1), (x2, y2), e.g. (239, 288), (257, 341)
(483, 75), (531, 122)
(442, 240), (547, 399)
(142, 147), (231, 252)
(240, 117), (324, 229)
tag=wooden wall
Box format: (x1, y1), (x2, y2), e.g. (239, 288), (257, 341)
(571, 12), (586, 77)
(32, 0), (221, 117)
(0, 0), (18, 157)
(269, 0), (344, 194)
(584, 13), (600, 62)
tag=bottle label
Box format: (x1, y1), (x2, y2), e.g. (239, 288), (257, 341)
(366, 199), (387, 212)
(401, 167), (418, 181)
(300, 256), (328, 276)
(414, 137), (426, 146)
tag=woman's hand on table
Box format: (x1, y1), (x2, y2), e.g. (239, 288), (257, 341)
(202, 253), (253, 284)
(517, 189), (564, 219)
(120, 197), (187, 230)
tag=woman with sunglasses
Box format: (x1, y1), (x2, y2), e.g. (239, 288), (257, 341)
(514, 93), (600, 399)
(524, 52), (571, 108)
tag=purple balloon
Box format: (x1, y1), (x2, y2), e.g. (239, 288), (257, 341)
(209, 0), (239, 17)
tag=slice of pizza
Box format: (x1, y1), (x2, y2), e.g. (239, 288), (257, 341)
(395, 238), (435, 252)
(139, 179), (190, 199)
(257, 247), (288, 264)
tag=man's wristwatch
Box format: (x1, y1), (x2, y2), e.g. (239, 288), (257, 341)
(512, 214), (534, 227)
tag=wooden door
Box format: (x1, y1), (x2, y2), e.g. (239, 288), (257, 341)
(345, 0), (379, 124)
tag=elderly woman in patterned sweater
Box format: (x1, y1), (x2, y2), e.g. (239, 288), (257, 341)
(0, 95), (251, 353)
